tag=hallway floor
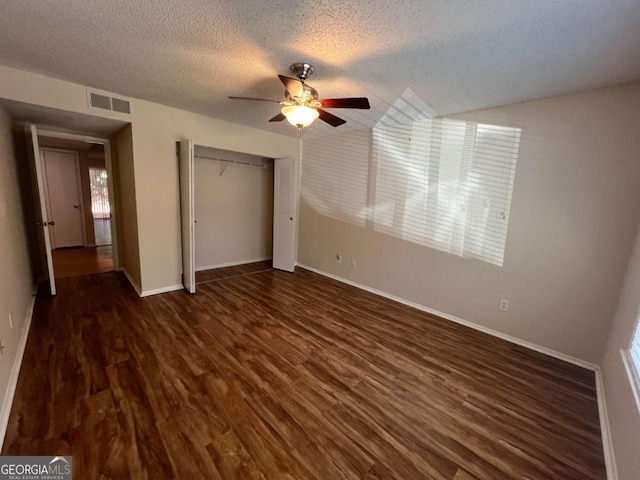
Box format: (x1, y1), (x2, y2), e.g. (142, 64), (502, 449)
(52, 245), (113, 278)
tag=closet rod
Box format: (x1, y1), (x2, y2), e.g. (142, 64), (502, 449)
(194, 154), (273, 169)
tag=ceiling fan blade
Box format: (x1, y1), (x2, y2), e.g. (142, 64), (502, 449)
(228, 96), (281, 103)
(278, 75), (304, 98)
(268, 113), (286, 122)
(319, 97), (370, 109)
(318, 109), (347, 127)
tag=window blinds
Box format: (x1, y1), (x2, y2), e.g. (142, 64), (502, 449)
(88, 167), (111, 219)
(631, 321), (640, 374)
(301, 130), (370, 227)
(372, 118), (520, 266)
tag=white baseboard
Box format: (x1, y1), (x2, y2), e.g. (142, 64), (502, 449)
(140, 284), (184, 297)
(297, 264), (598, 371)
(121, 268), (183, 297)
(195, 257), (272, 272)
(595, 369), (618, 480)
(0, 295), (36, 451)
(122, 269), (142, 297)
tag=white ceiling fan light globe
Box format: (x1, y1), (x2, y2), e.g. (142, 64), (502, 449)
(281, 105), (319, 127)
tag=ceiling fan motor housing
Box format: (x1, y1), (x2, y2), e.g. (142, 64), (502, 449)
(290, 62), (315, 82)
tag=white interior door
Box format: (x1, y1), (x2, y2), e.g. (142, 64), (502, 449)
(27, 126), (56, 295)
(179, 140), (196, 293)
(42, 149), (85, 248)
(273, 157), (296, 272)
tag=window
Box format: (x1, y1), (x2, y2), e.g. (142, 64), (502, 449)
(631, 320), (640, 373)
(89, 167), (110, 219)
(301, 130), (370, 227)
(372, 118), (521, 266)
(625, 318), (640, 414)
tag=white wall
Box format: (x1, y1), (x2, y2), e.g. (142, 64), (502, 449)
(299, 82), (640, 364)
(0, 104), (35, 446)
(194, 149), (273, 270)
(0, 65), (299, 294)
(602, 223), (640, 480)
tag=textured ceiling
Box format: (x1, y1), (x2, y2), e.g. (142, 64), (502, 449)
(0, 0), (639, 136)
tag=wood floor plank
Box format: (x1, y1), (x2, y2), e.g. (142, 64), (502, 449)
(205, 429), (266, 480)
(107, 359), (175, 479)
(76, 390), (132, 479)
(2, 264), (607, 479)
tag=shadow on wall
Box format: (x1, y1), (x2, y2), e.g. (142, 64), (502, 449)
(301, 96), (522, 267)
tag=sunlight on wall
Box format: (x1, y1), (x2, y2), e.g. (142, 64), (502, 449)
(301, 129), (370, 226)
(301, 116), (521, 266)
(373, 118), (520, 266)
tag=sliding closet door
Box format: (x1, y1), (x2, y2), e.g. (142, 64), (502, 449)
(179, 140), (196, 293)
(273, 157), (296, 272)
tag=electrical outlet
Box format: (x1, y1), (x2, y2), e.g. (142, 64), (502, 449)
(351, 259), (357, 269)
(336, 253), (342, 264)
(9, 312), (14, 329)
(0, 340), (4, 359)
(500, 299), (509, 311)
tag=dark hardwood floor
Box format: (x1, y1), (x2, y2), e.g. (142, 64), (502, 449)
(2, 266), (606, 479)
(195, 260), (272, 284)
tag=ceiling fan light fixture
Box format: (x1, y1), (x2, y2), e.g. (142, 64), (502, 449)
(281, 105), (319, 128)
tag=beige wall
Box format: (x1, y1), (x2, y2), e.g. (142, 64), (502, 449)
(299, 83), (640, 364)
(0, 65), (299, 294)
(0, 104), (35, 444)
(602, 223), (640, 480)
(112, 124), (141, 290)
(194, 150), (273, 270)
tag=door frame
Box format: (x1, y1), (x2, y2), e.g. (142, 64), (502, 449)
(40, 147), (87, 249)
(27, 126), (56, 295)
(37, 129), (120, 271)
(178, 140), (195, 293)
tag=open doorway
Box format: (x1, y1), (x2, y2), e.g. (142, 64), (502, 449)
(36, 136), (116, 279)
(23, 126), (121, 294)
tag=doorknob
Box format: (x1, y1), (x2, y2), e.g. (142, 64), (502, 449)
(48, 221), (55, 226)
(73, 204), (79, 208)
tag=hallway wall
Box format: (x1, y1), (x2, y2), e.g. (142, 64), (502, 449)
(0, 104), (35, 448)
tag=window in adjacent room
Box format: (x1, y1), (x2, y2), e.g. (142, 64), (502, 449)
(372, 118), (521, 266)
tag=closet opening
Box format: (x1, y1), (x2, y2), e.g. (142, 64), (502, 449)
(179, 140), (297, 293)
(192, 146), (275, 285)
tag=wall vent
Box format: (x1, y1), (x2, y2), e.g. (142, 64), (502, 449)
(87, 90), (132, 115)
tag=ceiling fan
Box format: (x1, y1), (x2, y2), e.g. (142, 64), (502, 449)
(229, 62), (370, 129)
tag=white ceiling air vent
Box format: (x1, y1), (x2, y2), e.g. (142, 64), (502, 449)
(87, 90), (132, 115)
